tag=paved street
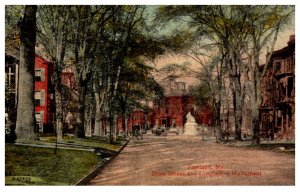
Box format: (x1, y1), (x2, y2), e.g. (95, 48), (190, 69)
(89, 135), (295, 185)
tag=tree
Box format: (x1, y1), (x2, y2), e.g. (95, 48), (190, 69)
(36, 5), (72, 140)
(15, 5), (38, 140)
(70, 5), (117, 138)
(157, 5), (294, 143)
(101, 5), (183, 142)
(116, 58), (164, 136)
(225, 5), (294, 145)
(185, 39), (226, 143)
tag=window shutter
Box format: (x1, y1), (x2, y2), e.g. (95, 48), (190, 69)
(40, 90), (45, 106)
(41, 68), (45, 81)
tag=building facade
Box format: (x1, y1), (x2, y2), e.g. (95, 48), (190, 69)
(260, 35), (295, 140)
(34, 55), (55, 133)
(151, 82), (214, 132)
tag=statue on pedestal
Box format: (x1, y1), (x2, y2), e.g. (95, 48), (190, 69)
(186, 112), (196, 123)
(183, 112), (197, 135)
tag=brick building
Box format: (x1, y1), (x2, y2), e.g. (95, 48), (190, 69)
(34, 55), (55, 133)
(151, 82), (214, 131)
(114, 82), (215, 134)
(118, 110), (151, 133)
(260, 35), (295, 140)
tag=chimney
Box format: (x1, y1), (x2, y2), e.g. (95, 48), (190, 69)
(288, 34), (295, 45)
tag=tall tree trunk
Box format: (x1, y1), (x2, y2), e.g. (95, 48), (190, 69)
(223, 81), (231, 141)
(226, 51), (243, 141)
(214, 57), (223, 143)
(54, 24), (67, 140)
(124, 116), (128, 137)
(251, 65), (262, 145)
(232, 76), (243, 140)
(112, 113), (118, 142)
(15, 5), (38, 141)
(214, 99), (221, 143)
(75, 86), (87, 138)
(93, 92), (101, 136)
(251, 108), (260, 145)
(85, 108), (92, 137)
(93, 88), (106, 137)
(109, 66), (121, 143)
(105, 114), (110, 137)
(54, 64), (63, 140)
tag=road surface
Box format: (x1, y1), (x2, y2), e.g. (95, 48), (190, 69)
(89, 135), (294, 185)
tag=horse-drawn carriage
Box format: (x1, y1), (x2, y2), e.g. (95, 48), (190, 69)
(132, 124), (143, 140)
(152, 126), (167, 136)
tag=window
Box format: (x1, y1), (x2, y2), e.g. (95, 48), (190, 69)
(277, 110), (282, 126)
(177, 82), (185, 90)
(288, 77), (294, 98)
(274, 62), (281, 72)
(34, 90), (45, 106)
(172, 119), (176, 127)
(35, 68), (45, 81)
(35, 111), (44, 132)
(35, 111), (44, 122)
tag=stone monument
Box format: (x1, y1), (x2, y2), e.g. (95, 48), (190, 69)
(183, 112), (198, 135)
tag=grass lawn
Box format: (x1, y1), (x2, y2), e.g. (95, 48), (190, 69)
(5, 144), (102, 185)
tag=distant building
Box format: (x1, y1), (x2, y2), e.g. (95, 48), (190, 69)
(152, 82), (214, 131)
(61, 70), (79, 132)
(120, 82), (214, 134)
(260, 35), (295, 140)
(128, 110), (150, 131)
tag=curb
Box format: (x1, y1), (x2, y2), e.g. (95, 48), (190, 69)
(14, 142), (95, 152)
(75, 138), (131, 185)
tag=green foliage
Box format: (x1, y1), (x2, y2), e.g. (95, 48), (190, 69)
(189, 83), (212, 106)
(5, 6), (24, 38)
(116, 57), (163, 116)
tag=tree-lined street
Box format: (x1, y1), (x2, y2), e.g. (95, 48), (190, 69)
(89, 135), (294, 185)
(5, 5), (295, 187)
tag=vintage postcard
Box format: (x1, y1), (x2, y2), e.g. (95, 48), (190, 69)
(4, 2), (296, 191)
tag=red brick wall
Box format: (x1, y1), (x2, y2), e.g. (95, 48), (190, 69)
(151, 96), (214, 128)
(34, 55), (51, 124)
(197, 106), (215, 126)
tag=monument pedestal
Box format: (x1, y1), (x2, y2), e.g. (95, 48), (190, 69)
(183, 123), (198, 135)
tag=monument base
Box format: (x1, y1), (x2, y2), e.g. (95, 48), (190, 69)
(183, 123), (198, 135)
